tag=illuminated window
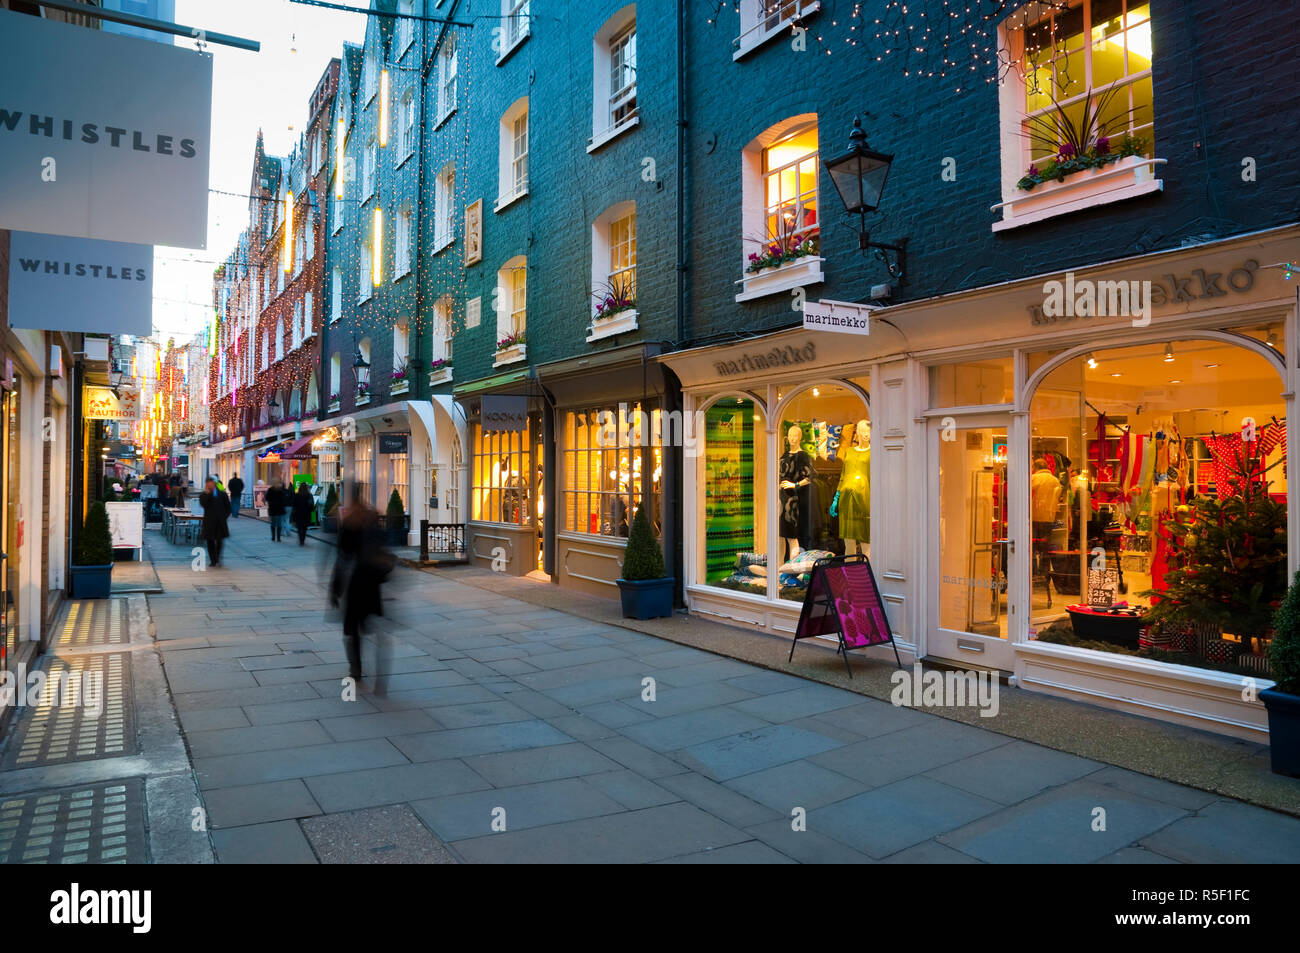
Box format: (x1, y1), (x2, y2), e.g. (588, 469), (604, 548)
(471, 419), (535, 525)
(761, 121), (819, 253)
(563, 404), (661, 538)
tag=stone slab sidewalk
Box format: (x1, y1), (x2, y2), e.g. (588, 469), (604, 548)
(129, 514), (1300, 863)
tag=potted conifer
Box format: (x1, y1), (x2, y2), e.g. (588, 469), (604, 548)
(70, 500), (113, 599)
(1261, 571), (1300, 776)
(616, 505), (674, 619)
(322, 484), (340, 532)
(385, 488), (407, 546)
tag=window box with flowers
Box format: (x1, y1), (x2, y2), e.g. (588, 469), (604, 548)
(428, 359), (453, 386)
(356, 384), (371, 407)
(735, 234), (823, 303)
(391, 366), (410, 396)
(328, 393), (340, 413)
(493, 331), (527, 367)
(587, 275), (638, 343)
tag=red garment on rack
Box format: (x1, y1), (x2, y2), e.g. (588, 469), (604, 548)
(1204, 433), (1270, 498)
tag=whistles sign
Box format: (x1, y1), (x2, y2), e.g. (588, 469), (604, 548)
(0, 10), (213, 248)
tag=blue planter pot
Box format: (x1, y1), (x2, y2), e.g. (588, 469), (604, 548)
(69, 564), (113, 599)
(616, 577), (674, 620)
(1261, 687), (1300, 777)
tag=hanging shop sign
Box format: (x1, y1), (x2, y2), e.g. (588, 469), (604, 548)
(482, 395), (528, 432)
(378, 433), (409, 454)
(802, 298), (873, 336)
(84, 386), (140, 421)
(7, 232), (152, 335)
(0, 9), (213, 248)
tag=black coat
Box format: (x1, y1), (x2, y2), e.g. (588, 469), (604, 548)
(331, 513), (391, 633)
(199, 490), (231, 541)
(228, 477), (245, 498)
(291, 489), (314, 527)
(267, 486), (287, 515)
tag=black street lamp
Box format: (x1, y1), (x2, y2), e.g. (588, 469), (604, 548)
(352, 349), (371, 391)
(824, 116), (907, 283)
(267, 394), (280, 421)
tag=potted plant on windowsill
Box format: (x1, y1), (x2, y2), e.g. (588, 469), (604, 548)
(494, 331), (526, 366)
(588, 274), (638, 341)
(616, 505), (674, 620)
(428, 358), (453, 385)
(391, 363), (410, 395)
(1262, 572), (1300, 777)
(385, 488), (407, 546)
(70, 500), (113, 599)
(737, 216), (823, 300)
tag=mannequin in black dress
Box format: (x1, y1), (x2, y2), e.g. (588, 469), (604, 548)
(779, 424), (815, 558)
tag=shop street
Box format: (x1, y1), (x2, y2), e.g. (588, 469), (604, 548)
(4, 516), (1298, 864)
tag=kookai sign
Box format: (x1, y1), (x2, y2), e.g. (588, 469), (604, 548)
(0, 10), (212, 248)
(482, 395), (528, 432)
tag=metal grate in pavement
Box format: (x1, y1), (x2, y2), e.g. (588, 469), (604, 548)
(3, 653), (135, 768)
(55, 599), (129, 648)
(0, 779), (147, 863)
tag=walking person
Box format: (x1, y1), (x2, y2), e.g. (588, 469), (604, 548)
(291, 482), (314, 546)
(329, 486), (393, 680)
(199, 477), (231, 567)
(267, 482), (286, 541)
(228, 474), (245, 518)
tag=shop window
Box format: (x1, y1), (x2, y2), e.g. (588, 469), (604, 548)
(996, 1), (1156, 228)
(702, 398), (765, 590)
(930, 356), (1014, 407)
(563, 404), (661, 538)
(1028, 338), (1286, 677)
(471, 421), (535, 526)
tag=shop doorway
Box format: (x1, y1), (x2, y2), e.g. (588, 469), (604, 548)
(928, 413), (1017, 670)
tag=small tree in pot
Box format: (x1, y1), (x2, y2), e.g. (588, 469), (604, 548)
(385, 488), (407, 546)
(616, 505), (673, 619)
(322, 484), (340, 532)
(1261, 571), (1300, 776)
(70, 501), (114, 598)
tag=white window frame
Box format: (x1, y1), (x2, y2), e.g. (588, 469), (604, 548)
(496, 256), (527, 341)
(433, 163), (456, 251)
(590, 9), (638, 151)
(590, 201), (639, 340)
(395, 203), (413, 279)
(304, 292), (314, 340)
(734, 0), (821, 60)
(438, 33), (458, 123)
(363, 137), (377, 200)
(393, 322), (410, 373)
(395, 0), (415, 56)
(292, 300), (302, 351)
(359, 243), (373, 302)
(331, 268), (342, 323)
(495, 98), (529, 211)
(431, 295), (454, 365)
(497, 0), (530, 64)
(397, 88), (416, 164)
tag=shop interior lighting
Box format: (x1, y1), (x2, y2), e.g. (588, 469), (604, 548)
(1163, 343), (1175, 362)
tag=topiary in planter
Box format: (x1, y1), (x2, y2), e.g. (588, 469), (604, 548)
(621, 505), (664, 580)
(77, 501), (113, 567)
(325, 484), (339, 515)
(1269, 572), (1300, 695)
(386, 488), (406, 543)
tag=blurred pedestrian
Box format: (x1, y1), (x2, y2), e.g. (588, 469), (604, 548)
(228, 474), (245, 517)
(291, 482), (314, 546)
(267, 481), (287, 541)
(199, 477), (231, 567)
(329, 485), (393, 680)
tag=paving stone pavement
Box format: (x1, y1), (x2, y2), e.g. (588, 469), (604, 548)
(127, 515), (1300, 862)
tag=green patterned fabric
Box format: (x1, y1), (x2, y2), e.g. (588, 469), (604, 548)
(705, 402), (755, 583)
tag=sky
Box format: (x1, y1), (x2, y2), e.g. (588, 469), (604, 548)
(150, 0), (367, 343)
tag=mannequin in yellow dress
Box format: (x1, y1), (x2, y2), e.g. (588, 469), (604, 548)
(832, 419), (871, 556)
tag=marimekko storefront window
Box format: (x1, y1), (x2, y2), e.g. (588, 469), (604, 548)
(705, 379), (871, 604)
(563, 404), (661, 537)
(1028, 337), (1286, 677)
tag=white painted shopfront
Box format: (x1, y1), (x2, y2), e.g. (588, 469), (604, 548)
(661, 224), (1299, 740)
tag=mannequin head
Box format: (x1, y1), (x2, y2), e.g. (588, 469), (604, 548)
(1033, 457), (1047, 472)
(786, 424), (802, 452)
(854, 419), (870, 446)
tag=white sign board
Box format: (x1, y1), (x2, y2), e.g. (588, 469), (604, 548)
(85, 386), (141, 421)
(0, 10), (212, 248)
(8, 232), (153, 335)
(106, 501), (144, 549)
(313, 441), (342, 456)
(802, 298), (873, 336)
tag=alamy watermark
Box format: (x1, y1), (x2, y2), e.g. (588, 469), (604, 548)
(1041, 272), (1152, 328)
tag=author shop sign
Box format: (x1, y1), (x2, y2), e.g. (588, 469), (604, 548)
(0, 9), (213, 248)
(7, 232), (152, 336)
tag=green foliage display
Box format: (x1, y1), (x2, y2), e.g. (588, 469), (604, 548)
(76, 501), (113, 567)
(101, 475), (117, 502)
(1270, 572), (1300, 695)
(1141, 450), (1288, 643)
(386, 488), (405, 526)
(621, 505), (665, 581)
(324, 484), (340, 516)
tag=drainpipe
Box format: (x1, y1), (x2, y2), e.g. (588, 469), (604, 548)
(671, 0), (688, 605)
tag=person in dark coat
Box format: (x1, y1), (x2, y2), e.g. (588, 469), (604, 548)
(290, 483), (314, 546)
(198, 477), (231, 566)
(329, 486), (392, 680)
(267, 482), (287, 541)
(227, 474), (245, 517)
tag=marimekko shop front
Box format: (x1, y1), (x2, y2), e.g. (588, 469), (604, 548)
(661, 225), (1299, 740)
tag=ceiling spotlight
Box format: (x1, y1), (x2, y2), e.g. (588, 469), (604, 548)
(1163, 343), (1175, 362)
(1169, 379), (1183, 384)
(1266, 331), (1279, 348)
(1086, 352), (1097, 369)
(1110, 372), (1122, 378)
(1205, 363), (1220, 369)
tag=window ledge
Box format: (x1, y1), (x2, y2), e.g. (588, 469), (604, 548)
(586, 309), (638, 342)
(435, 106), (456, 130)
(394, 150), (414, 171)
(587, 115), (639, 153)
(493, 343), (527, 367)
(733, 1), (821, 61)
(394, 267), (412, 282)
(494, 185), (529, 213)
(735, 255), (824, 303)
(495, 24), (530, 66)
(391, 380), (410, 396)
(328, 400), (340, 413)
(428, 365), (453, 386)
(431, 232), (455, 255)
(356, 395), (371, 407)
(992, 156), (1166, 233)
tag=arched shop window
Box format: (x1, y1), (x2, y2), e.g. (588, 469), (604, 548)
(1028, 336), (1286, 677)
(702, 377), (870, 605)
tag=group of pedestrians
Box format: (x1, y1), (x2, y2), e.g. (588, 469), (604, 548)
(266, 481), (315, 545)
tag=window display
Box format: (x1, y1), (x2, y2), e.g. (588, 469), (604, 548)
(563, 403), (661, 537)
(1029, 338), (1286, 676)
(471, 421), (533, 526)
